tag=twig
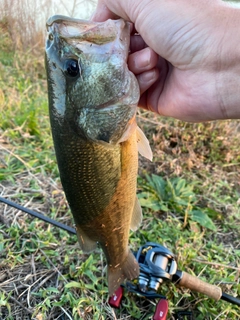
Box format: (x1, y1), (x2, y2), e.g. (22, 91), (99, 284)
(40, 249), (68, 283)
(0, 277), (15, 287)
(59, 306), (73, 320)
(137, 114), (167, 127)
(0, 144), (46, 189)
(30, 271), (57, 293)
(19, 271), (53, 298)
(193, 259), (240, 271)
(31, 254), (37, 282)
(0, 289), (32, 315)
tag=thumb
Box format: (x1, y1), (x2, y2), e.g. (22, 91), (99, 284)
(91, 0), (134, 22)
(91, 2), (120, 22)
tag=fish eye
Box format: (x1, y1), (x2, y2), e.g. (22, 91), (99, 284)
(64, 59), (79, 77)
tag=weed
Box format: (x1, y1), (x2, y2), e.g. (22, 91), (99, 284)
(138, 174), (218, 230)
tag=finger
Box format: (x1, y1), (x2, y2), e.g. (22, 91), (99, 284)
(139, 59), (169, 113)
(91, 3), (119, 22)
(130, 34), (146, 53)
(130, 24), (139, 35)
(128, 47), (158, 75)
(137, 68), (160, 95)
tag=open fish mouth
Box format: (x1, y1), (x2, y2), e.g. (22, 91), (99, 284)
(46, 15), (79, 27)
(46, 15), (89, 39)
(46, 15), (120, 46)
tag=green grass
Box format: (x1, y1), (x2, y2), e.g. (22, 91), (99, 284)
(0, 23), (240, 320)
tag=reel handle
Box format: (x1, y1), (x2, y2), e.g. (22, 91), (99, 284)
(177, 271), (222, 300)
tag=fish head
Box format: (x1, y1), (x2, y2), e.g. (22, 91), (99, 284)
(45, 15), (140, 145)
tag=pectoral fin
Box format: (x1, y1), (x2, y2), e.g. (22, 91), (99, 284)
(130, 197), (142, 231)
(136, 126), (153, 161)
(75, 225), (97, 253)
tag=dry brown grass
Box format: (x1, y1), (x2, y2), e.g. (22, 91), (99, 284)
(0, 0), (97, 51)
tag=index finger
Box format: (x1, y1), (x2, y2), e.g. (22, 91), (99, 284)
(130, 34), (146, 53)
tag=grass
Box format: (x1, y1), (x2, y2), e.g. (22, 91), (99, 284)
(0, 11), (240, 320)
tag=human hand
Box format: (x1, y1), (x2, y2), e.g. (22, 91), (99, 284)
(92, 0), (240, 122)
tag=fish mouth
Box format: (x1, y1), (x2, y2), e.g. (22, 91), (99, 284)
(46, 15), (87, 33)
(46, 15), (80, 27)
(46, 15), (86, 38)
(46, 15), (126, 45)
(47, 15), (90, 33)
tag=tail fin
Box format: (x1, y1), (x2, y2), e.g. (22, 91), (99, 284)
(107, 250), (139, 296)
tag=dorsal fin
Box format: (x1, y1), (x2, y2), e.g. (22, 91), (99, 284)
(136, 126), (153, 161)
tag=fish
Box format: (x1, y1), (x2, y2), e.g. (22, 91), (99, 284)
(45, 15), (152, 295)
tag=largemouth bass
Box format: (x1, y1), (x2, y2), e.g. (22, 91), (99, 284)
(45, 15), (152, 295)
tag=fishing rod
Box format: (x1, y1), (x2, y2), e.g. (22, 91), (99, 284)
(0, 196), (76, 235)
(0, 196), (239, 319)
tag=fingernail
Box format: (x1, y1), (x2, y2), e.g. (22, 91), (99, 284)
(138, 68), (159, 95)
(140, 68), (157, 82)
(138, 47), (151, 68)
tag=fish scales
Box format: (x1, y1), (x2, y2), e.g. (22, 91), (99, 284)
(45, 15), (152, 295)
(53, 129), (122, 224)
(75, 131), (138, 250)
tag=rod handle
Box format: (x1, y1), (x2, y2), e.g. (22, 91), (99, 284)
(179, 271), (222, 300)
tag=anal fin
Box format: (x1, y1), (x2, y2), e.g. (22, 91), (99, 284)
(75, 225), (97, 253)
